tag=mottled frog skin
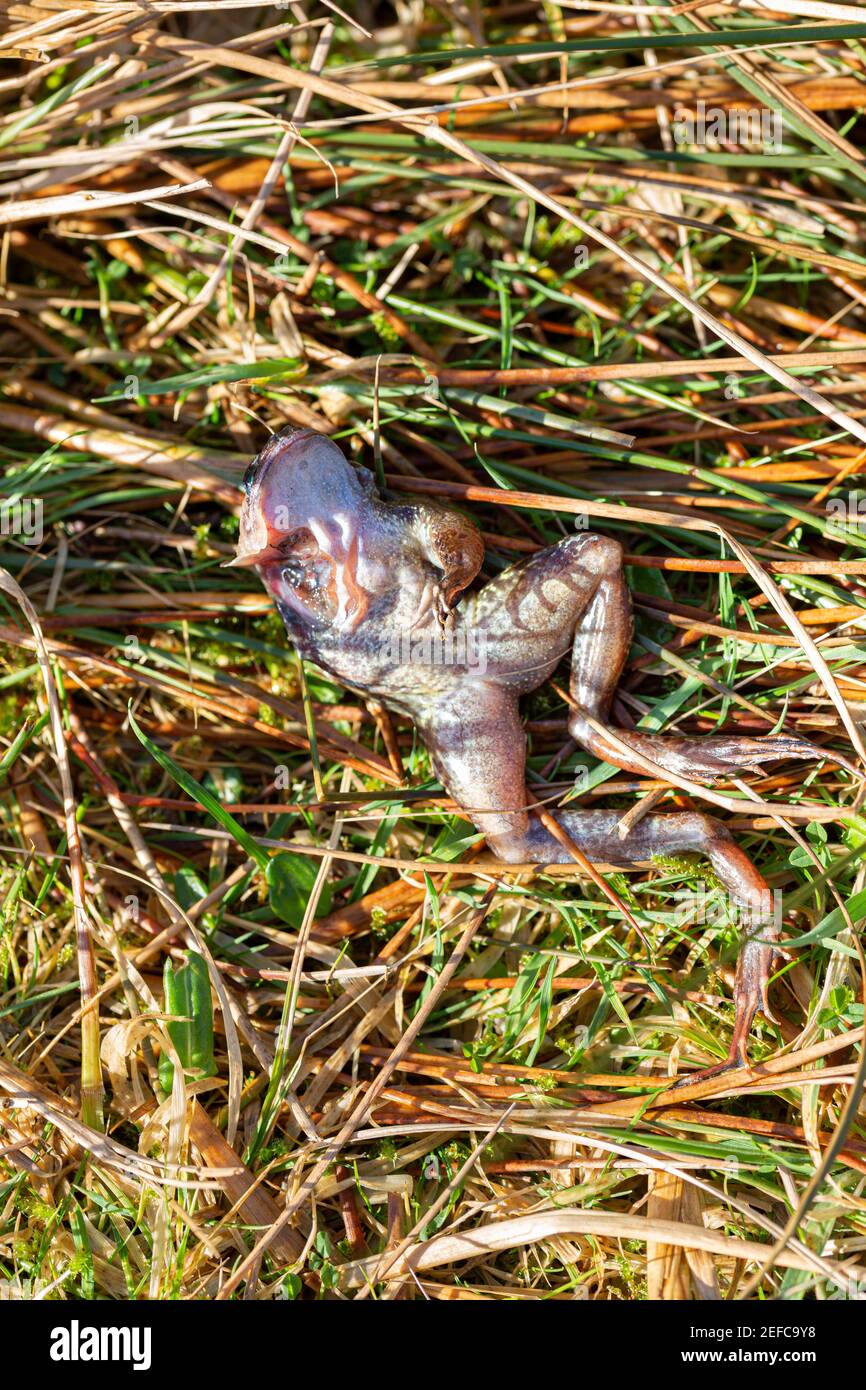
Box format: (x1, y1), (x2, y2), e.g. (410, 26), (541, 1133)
(235, 427), (853, 1074)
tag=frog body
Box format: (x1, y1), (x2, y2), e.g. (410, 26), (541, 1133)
(235, 427), (856, 1074)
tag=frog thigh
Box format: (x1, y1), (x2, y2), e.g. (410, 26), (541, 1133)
(466, 533), (622, 692)
(415, 683), (531, 845)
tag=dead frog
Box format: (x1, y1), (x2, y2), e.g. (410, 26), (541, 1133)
(233, 427), (855, 1076)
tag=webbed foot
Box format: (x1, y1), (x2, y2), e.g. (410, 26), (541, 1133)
(669, 934), (786, 1090)
(568, 717), (863, 783)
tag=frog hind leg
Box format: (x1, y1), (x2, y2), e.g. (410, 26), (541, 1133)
(541, 808), (782, 1074)
(475, 531), (844, 775)
(418, 686), (779, 1070)
(562, 538), (855, 780)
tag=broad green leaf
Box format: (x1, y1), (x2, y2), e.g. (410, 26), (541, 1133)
(266, 852), (332, 928)
(158, 951), (216, 1094)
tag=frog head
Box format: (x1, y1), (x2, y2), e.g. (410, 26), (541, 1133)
(231, 428), (373, 631)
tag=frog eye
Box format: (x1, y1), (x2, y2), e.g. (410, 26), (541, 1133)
(281, 561), (304, 587)
(242, 459), (259, 496)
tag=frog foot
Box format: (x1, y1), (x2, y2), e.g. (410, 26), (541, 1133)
(412, 581), (455, 632)
(569, 716), (864, 783)
(668, 939), (788, 1091)
(434, 584), (456, 631)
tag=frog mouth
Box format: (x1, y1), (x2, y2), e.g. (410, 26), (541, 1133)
(226, 510), (363, 630)
(224, 541), (278, 568)
(224, 537), (284, 568)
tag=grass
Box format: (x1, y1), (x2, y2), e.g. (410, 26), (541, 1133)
(1, 1), (866, 1302)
